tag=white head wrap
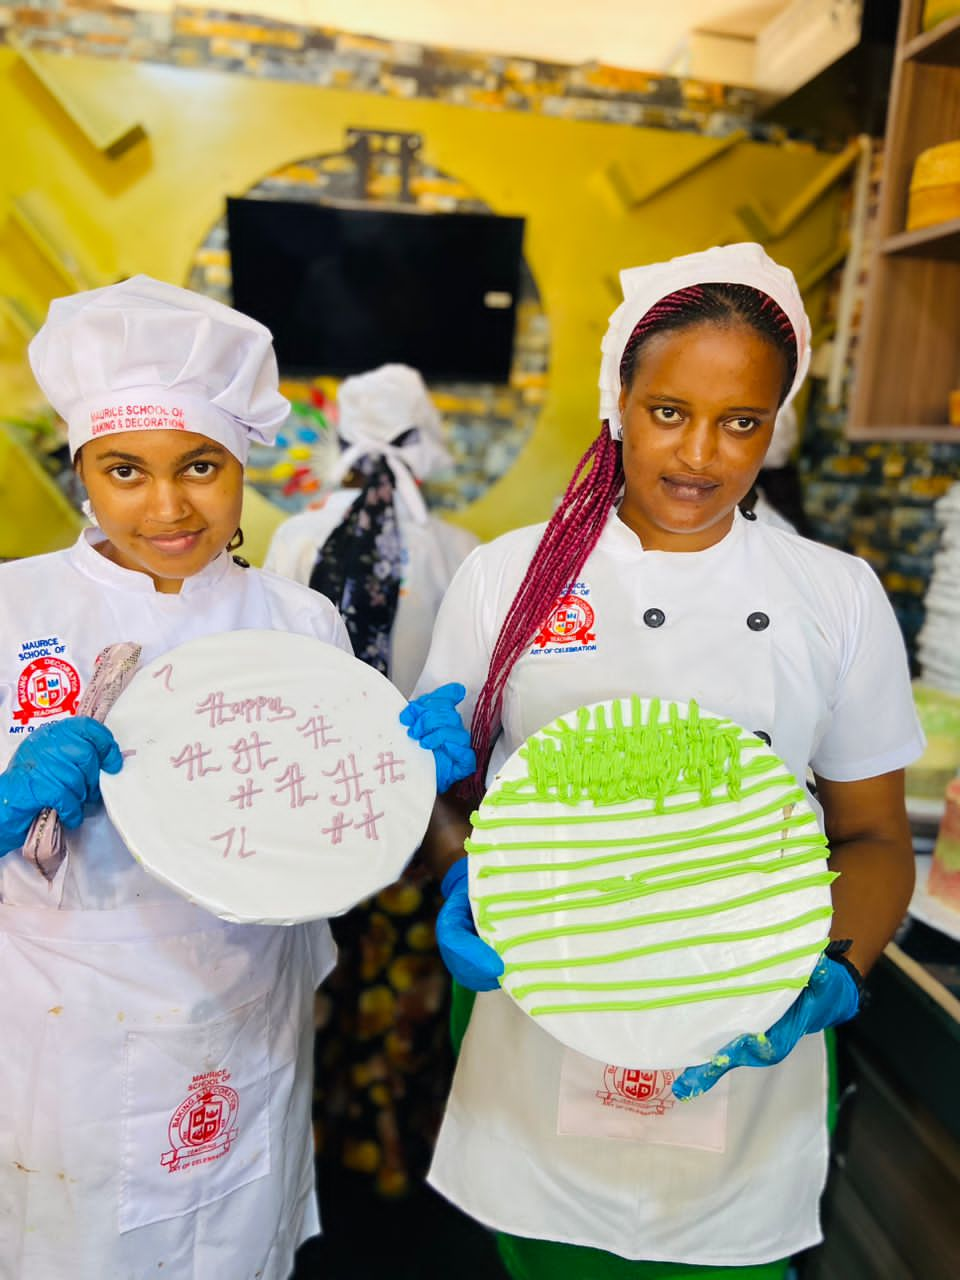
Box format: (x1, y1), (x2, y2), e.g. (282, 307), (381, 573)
(28, 275), (290, 464)
(764, 402), (800, 470)
(328, 364), (452, 525)
(598, 243), (811, 440)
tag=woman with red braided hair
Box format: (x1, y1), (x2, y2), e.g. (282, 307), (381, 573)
(404, 244), (922, 1278)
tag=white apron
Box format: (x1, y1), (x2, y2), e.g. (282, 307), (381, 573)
(0, 899), (332, 1280)
(0, 534), (346, 1279)
(429, 513), (831, 1266)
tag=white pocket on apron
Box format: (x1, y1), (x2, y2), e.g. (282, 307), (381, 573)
(557, 1045), (729, 1152)
(119, 991), (273, 1234)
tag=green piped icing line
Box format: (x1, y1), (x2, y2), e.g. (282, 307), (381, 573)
(488, 697), (755, 810)
(477, 837), (827, 919)
(509, 938), (829, 999)
(494, 871), (837, 954)
(467, 782), (805, 848)
(529, 978), (811, 1016)
(471, 787), (806, 832)
(474, 816), (818, 878)
(501, 906), (834, 976)
(478, 847), (828, 927)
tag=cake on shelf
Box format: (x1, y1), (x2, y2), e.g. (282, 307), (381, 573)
(910, 485), (960, 807)
(908, 140), (960, 233)
(917, 484), (960, 696)
(929, 778), (960, 913)
(905, 684), (960, 801)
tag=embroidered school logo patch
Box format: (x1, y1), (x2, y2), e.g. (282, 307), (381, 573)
(530, 581), (598, 656)
(13, 656), (81, 725)
(161, 1069), (240, 1173)
(598, 1066), (679, 1116)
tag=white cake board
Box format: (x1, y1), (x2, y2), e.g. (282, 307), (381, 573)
(469, 697), (833, 1068)
(102, 630), (435, 924)
(909, 855), (960, 942)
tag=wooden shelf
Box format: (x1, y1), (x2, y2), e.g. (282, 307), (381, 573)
(848, 0), (960, 439)
(847, 424), (960, 444)
(902, 14), (960, 66)
(883, 218), (960, 258)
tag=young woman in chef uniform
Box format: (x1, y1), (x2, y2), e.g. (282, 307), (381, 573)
(410, 244), (923, 1279)
(0, 277), (472, 1280)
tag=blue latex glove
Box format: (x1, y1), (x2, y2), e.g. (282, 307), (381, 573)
(0, 716), (123, 856)
(672, 953), (860, 1101)
(436, 856), (504, 991)
(399, 682), (476, 793)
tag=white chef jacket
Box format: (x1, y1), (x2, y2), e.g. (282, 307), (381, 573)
(415, 507), (923, 1267)
(265, 490), (478, 697)
(0, 530), (351, 1280)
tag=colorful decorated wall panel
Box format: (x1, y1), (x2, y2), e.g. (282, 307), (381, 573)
(1, 2), (849, 560)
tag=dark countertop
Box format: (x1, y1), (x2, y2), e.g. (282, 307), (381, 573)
(847, 845), (960, 1144)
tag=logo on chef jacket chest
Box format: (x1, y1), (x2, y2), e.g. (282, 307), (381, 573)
(161, 1069), (240, 1173)
(597, 1065), (678, 1116)
(530, 581), (598, 656)
(12, 636), (81, 728)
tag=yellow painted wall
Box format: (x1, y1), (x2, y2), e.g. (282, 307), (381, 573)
(0, 47), (844, 551)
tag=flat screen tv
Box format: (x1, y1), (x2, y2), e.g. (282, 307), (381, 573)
(226, 197), (525, 381)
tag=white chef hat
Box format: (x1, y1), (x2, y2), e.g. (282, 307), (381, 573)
(598, 243), (812, 440)
(28, 275), (290, 463)
(336, 363), (452, 480)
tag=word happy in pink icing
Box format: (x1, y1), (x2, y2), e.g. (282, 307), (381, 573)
(195, 691), (295, 729)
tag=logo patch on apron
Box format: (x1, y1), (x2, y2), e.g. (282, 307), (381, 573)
(598, 1066), (679, 1116)
(162, 1070), (240, 1173)
(558, 1046), (729, 1151)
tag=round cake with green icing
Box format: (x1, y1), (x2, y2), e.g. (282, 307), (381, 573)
(467, 697), (834, 1068)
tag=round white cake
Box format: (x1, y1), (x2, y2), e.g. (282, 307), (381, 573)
(102, 630), (436, 924)
(468, 697), (834, 1068)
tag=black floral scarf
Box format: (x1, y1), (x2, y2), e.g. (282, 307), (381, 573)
(309, 451), (406, 674)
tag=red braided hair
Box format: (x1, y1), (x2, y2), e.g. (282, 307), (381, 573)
(464, 282), (798, 799)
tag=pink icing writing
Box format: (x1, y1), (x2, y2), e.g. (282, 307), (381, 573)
(275, 763), (318, 809)
(230, 778), (263, 810)
(373, 752), (405, 785)
(170, 742), (222, 781)
(297, 713), (340, 749)
(228, 732), (278, 774)
(321, 791), (384, 844)
(323, 753), (368, 807)
(354, 790), (384, 841)
(153, 664), (175, 693)
(322, 812), (352, 845)
(211, 826), (257, 859)
(195, 691), (295, 729)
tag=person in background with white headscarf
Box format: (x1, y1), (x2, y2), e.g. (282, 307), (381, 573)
(0, 280), (473, 1280)
(266, 363), (478, 696)
(748, 401), (809, 536)
(403, 245), (921, 1279)
(266, 365), (481, 1269)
